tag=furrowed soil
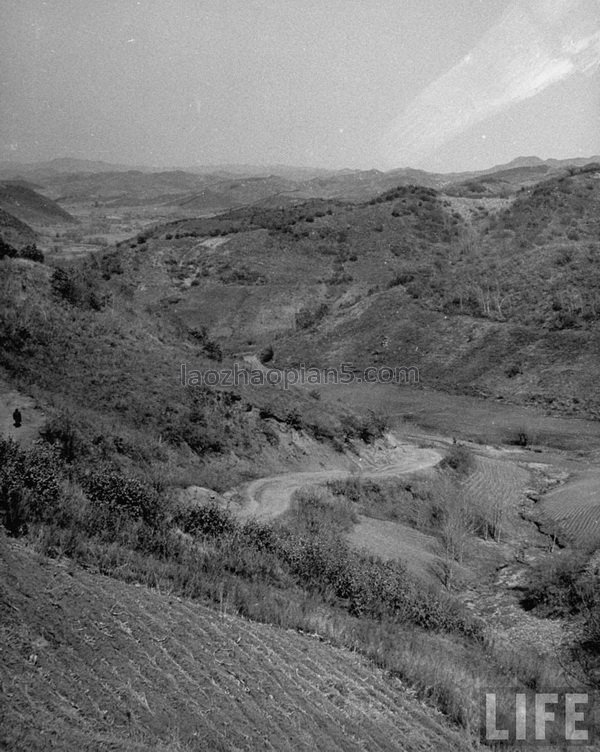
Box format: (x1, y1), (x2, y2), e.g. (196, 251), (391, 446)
(0, 535), (470, 752)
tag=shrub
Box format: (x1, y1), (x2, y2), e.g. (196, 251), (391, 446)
(0, 439), (64, 535)
(175, 500), (236, 539)
(0, 238), (17, 259)
(340, 410), (388, 444)
(99, 251), (123, 279)
(440, 444), (474, 476)
(19, 244), (44, 263)
(295, 303), (329, 330)
(50, 266), (104, 310)
(82, 470), (164, 534)
(507, 427), (534, 447)
(285, 409), (303, 431)
(520, 549), (594, 617)
(504, 362), (522, 378)
(237, 518), (280, 554)
(40, 413), (87, 463)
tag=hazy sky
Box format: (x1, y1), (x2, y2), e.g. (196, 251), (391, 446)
(1, 0), (599, 171)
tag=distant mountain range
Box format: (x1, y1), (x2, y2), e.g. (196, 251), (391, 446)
(0, 157), (147, 177)
(0, 155), (597, 213)
(1, 154), (597, 179)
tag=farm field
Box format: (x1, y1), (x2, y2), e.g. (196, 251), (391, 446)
(0, 536), (469, 752)
(540, 469), (600, 546)
(463, 454), (531, 542)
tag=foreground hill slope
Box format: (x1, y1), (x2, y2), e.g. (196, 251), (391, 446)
(0, 535), (469, 752)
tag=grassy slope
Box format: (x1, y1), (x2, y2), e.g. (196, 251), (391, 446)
(0, 535), (470, 752)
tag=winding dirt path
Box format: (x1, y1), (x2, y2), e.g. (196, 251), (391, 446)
(239, 438), (441, 520)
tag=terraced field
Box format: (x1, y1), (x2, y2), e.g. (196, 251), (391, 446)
(0, 536), (471, 751)
(347, 452), (532, 584)
(463, 453), (530, 541)
(540, 469), (600, 546)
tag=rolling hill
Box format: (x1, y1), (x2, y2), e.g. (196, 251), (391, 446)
(114, 162), (600, 419)
(0, 207), (37, 248)
(0, 182), (76, 225)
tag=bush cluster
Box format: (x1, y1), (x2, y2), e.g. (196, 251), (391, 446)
(340, 410), (388, 444)
(81, 470), (164, 534)
(0, 240), (44, 263)
(0, 438), (64, 535)
(51, 266), (105, 310)
(440, 443), (474, 476)
(295, 303), (329, 330)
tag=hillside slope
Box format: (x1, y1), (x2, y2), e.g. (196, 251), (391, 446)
(0, 207), (37, 248)
(0, 535), (470, 752)
(0, 182), (75, 225)
(126, 164), (600, 418)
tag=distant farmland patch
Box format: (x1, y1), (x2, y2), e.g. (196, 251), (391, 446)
(540, 469), (600, 545)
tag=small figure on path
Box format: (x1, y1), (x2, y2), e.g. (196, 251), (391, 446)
(12, 408), (22, 428)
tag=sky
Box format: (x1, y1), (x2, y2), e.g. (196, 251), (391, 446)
(1, 0), (599, 172)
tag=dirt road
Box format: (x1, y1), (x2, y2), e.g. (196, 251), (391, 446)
(239, 437), (441, 520)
